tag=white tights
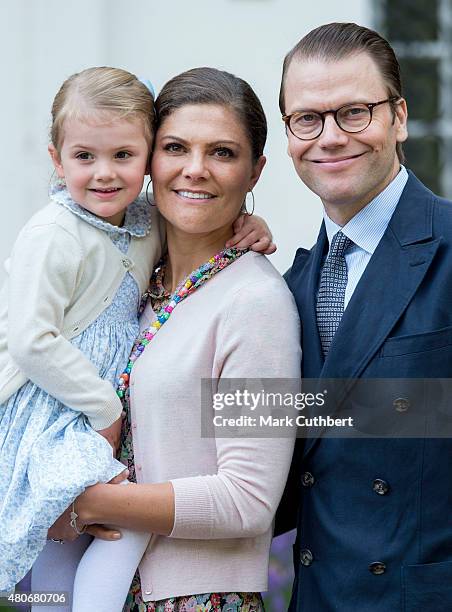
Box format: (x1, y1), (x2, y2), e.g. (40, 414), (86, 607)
(32, 483), (150, 612)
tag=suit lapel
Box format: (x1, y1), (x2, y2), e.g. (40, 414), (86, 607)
(302, 173), (441, 456)
(321, 231), (441, 382)
(288, 225), (327, 378)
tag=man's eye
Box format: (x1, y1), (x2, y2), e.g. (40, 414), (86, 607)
(343, 106), (367, 118)
(214, 147), (234, 158)
(115, 151), (131, 159)
(296, 113), (319, 125)
(164, 143), (183, 153)
(75, 152), (93, 160)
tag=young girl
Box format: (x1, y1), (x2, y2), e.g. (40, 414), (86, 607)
(0, 66), (272, 608)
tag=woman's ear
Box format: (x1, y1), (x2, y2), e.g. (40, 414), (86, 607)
(249, 155), (267, 191)
(48, 144), (65, 179)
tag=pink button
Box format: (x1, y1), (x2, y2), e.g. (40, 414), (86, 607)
(137, 465), (142, 471)
(132, 424), (137, 430)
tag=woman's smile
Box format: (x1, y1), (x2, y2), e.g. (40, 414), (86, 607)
(151, 103), (265, 237)
(174, 189), (216, 202)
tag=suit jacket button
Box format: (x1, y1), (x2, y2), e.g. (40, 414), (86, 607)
(301, 472), (315, 487)
(369, 561), (386, 575)
(300, 549), (314, 566)
(372, 479), (390, 495)
(393, 397), (410, 412)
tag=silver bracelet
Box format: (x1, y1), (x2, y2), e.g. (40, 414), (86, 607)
(70, 501), (87, 536)
(51, 538), (64, 544)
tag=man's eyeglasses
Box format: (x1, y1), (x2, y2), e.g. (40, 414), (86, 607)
(282, 97), (400, 141)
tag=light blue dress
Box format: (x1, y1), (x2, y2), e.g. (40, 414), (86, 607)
(0, 186), (151, 591)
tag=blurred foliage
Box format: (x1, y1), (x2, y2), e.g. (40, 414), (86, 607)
(263, 530), (296, 611)
(385, 0), (438, 41)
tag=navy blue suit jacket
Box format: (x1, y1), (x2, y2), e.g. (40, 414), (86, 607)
(281, 172), (452, 611)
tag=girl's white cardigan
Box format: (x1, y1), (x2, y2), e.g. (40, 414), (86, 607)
(0, 198), (164, 429)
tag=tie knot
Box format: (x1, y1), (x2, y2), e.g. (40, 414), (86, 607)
(329, 231), (351, 258)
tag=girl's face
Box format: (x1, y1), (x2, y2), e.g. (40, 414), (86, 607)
(49, 114), (150, 226)
(151, 103), (266, 236)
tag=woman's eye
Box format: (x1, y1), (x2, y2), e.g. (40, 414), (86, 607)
(214, 147), (234, 159)
(75, 152), (93, 161)
(164, 142), (184, 153)
(115, 151), (131, 159)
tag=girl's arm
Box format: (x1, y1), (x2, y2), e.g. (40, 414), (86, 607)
(73, 277), (301, 538)
(7, 223), (123, 430)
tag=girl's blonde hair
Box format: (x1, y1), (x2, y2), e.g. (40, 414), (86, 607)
(50, 66), (155, 151)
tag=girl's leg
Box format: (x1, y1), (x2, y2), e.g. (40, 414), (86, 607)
(72, 527), (150, 612)
(72, 480), (150, 612)
(31, 535), (92, 611)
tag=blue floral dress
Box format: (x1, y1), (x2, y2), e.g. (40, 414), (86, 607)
(0, 185), (151, 591)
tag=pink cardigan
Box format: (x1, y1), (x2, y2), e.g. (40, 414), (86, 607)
(129, 252), (301, 601)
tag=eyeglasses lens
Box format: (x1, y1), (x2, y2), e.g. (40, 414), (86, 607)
(290, 104), (372, 140)
(337, 104), (371, 132)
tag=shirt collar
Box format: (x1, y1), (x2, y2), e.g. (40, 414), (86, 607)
(49, 182), (151, 237)
(324, 165), (409, 254)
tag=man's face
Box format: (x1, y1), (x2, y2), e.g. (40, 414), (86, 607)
(283, 52), (408, 223)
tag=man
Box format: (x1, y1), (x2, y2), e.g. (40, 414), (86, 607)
(278, 22), (452, 611)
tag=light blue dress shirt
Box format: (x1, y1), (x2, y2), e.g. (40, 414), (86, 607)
(324, 165), (409, 309)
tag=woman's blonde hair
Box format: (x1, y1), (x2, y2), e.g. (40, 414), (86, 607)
(50, 66), (155, 151)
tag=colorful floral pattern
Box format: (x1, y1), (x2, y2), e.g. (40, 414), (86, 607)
(123, 583), (264, 612)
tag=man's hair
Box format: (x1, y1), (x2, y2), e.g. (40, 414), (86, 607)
(279, 22), (405, 162)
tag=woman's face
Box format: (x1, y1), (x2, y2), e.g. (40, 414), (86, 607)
(151, 103), (266, 235)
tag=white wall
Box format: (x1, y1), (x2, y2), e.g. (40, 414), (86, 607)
(1, 0), (372, 279)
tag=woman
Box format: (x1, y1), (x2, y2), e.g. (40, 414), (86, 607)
(50, 67), (301, 611)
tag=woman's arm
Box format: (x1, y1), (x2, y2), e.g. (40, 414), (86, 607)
(77, 481), (174, 535)
(7, 223), (123, 429)
(169, 277), (301, 539)
(73, 272), (301, 538)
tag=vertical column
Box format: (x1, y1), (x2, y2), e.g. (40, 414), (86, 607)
(439, 0), (452, 196)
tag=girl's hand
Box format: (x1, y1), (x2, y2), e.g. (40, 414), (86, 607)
(97, 413), (124, 454)
(227, 214), (276, 254)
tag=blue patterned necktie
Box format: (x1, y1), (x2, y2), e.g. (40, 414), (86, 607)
(316, 231), (352, 356)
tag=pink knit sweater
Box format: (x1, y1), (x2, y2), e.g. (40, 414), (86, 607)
(129, 252), (301, 601)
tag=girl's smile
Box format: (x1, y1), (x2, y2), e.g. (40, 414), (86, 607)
(49, 114), (150, 226)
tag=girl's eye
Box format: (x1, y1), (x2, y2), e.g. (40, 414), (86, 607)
(214, 147), (234, 159)
(115, 151), (131, 159)
(164, 142), (184, 153)
(75, 152), (93, 161)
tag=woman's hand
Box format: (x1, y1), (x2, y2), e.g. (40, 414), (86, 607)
(227, 214), (276, 254)
(46, 470), (128, 541)
(47, 506), (80, 542)
(97, 412), (124, 454)
(47, 507), (122, 542)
